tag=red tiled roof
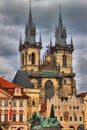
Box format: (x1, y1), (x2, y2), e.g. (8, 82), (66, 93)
(0, 77), (19, 89)
(77, 92), (87, 98)
(0, 77), (28, 98)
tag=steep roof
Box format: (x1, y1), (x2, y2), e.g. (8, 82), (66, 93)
(77, 92), (87, 98)
(0, 77), (28, 98)
(0, 77), (19, 89)
(12, 70), (34, 89)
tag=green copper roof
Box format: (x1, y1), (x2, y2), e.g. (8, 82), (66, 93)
(28, 71), (61, 78)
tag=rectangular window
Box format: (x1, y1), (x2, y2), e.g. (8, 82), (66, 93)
(75, 116), (77, 121)
(19, 99), (23, 107)
(4, 114), (8, 122)
(80, 116), (82, 121)
(60, 116), (62, 121)
(12, 114), (16, 122)
(4, 99), (8, 107)
(70, 116), (72, 121)
(13, 100), (16, 107)
(19, 114), (23, 122)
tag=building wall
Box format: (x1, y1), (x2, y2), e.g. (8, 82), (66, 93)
(47, 95), (84, 130)
(0, 88), (29, 130)
(24, 88), (40, 118)
(84, 95), (87, 129)
(20, 48), (40, 72)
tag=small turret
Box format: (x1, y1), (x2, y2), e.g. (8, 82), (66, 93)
(39, 33), (42, 44)
(71, 36), (73, 45)
(50, 37), (52, 47)
(20, 33), (22, 45)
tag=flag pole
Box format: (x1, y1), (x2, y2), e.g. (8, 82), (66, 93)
(9, 100), (13, 130)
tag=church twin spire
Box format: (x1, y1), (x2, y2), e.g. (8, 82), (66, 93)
(19, 2), (73, 51)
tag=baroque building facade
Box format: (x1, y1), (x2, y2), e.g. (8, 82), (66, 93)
(0, 77), (29, 130)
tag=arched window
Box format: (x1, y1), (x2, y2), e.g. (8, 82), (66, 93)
(45, 80), (54, 100)
(62, 55), (67, 67)
(32, 99), (35, 105)
(31, 53), (35, 64)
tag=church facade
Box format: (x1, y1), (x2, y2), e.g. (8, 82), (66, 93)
(19, 3), (76, 104)
(12, 2), (87, 130)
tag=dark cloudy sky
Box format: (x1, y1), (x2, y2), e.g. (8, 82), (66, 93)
(0, 0), (87, 94)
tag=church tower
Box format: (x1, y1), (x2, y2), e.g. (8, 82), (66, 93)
(50, 7), (76, 97)
(19, 2), (42, 72)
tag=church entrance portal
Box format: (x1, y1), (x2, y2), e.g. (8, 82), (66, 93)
(45, 80), (54, 100)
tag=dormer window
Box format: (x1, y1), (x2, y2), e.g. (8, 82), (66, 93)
(16, 89), (19, 94)
(15, 88), (21, 95)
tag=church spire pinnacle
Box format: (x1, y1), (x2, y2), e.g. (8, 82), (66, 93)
(25, 0), (36, 45)
(39, 32), (42, 44)
(20, 33), (22, 45)
(71, 36), (73, 45)
(28, 0), (33, 27)
(50, 37), (52, 47)
(55, 5), (67, 46)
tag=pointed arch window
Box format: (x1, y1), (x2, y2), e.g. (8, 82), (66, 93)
(31, 53), (35, 64)
(62, 55), (67, 67)
(22, 54), (24, 65)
